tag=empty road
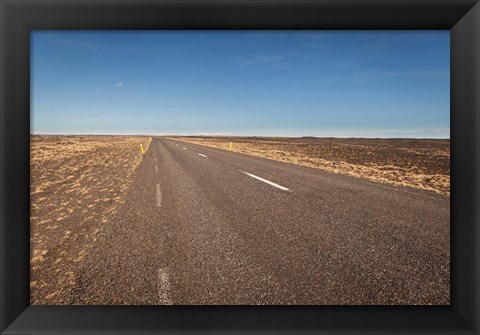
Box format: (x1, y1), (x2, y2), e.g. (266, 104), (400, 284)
(74, 137), (450, 305)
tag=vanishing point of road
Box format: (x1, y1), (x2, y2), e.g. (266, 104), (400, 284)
(74, 137), (449, 305)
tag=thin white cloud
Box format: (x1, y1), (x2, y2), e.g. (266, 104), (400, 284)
(238, 55), (289, 70)
(379, 129), (450, 138)
(354, 70), (449, 78)
(114, 82), (124, 87)
(303, 33), (329, 49)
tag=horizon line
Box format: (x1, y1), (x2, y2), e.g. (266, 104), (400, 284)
(30, 133), (450, 140)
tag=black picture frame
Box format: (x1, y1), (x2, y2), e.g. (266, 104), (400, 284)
(1, 0), (479, 334)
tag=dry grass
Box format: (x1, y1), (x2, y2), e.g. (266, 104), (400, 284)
(171, 136), (450, 195)
(30, 135), (151, 304)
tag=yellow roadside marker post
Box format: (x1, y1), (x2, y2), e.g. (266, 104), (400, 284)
(140, 144), (145, 154)
(229, 142), (233, 151)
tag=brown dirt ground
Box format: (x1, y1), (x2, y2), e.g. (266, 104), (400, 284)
(30, 135), (151, 304)
(170, 136), (450, 195)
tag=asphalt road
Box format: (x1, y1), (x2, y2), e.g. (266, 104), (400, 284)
(74, 137), (450, 305)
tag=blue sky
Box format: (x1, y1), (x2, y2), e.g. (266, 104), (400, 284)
(31, 31), (449, 138)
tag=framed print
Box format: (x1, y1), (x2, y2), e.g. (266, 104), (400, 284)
(1, 0), (479, 334)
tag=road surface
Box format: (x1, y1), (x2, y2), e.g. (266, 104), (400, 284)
(74, 137), (450, 305)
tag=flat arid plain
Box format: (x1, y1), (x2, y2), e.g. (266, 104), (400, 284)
(30, 135), (450, 305)
(30, 136), (151, 304)
(172, 136), (450, 195)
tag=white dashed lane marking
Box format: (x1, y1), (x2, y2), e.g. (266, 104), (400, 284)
(242, 171), (290, 191)
(157, 268), (172, 305)
(198, 153), (207, 158)
(155, 165), (159, 173)
(156, 183), (162, 207)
